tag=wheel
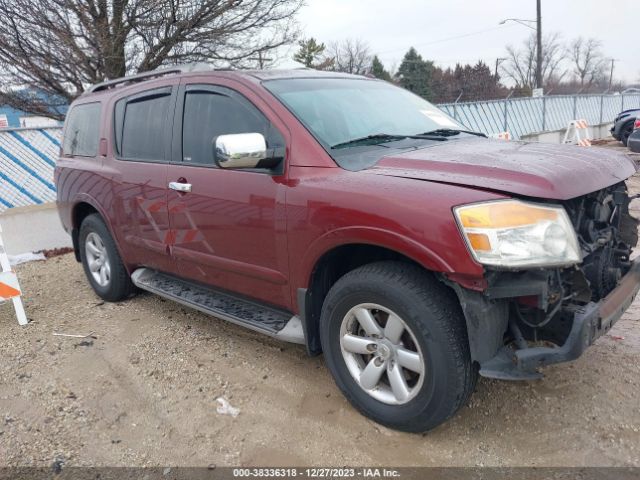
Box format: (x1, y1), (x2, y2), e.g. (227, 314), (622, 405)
(319, 261), (477, 433)
(621, 121), (634, 146)
(79, 213), (135, 302)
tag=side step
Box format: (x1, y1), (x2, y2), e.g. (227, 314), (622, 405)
(131, 268), (305, 345)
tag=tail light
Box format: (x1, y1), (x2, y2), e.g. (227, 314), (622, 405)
(634, 118), (640, 130)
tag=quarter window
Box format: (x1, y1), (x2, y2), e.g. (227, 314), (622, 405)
(63, 103), (101, 157)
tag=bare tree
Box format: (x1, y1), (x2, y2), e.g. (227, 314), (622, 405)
(0, 0), (303, 119)
(501, 32), (567, 90)
(569, 37), (605, 88)
(326, 39), (372, 75)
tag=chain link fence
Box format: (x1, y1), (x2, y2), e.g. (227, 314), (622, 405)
(438, 93), (640, 140)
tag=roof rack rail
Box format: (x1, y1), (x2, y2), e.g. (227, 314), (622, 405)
(89, 63), (216, 93)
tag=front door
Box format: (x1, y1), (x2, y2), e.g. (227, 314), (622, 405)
(166, 81), (291, 309)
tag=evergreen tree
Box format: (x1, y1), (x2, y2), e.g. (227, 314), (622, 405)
(370, 55), (391, 81)
(293, 38), (332, 69)
(396, 47), (433, 100)
(429, 61), (503, 103)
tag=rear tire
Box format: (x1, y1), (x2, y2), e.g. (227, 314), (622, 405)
(79, 214), (135, 302)
(319, 261), (476, 432)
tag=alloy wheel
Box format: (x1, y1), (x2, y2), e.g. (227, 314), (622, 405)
(85, 232), (111, 287)
(339, 303), (426, 405)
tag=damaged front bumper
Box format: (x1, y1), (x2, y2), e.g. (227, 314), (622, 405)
(479, 259), (640, 380)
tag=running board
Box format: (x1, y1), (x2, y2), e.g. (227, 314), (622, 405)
(131, 268), (305, 345)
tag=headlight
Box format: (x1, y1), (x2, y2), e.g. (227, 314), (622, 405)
(454, 200), (581, 268)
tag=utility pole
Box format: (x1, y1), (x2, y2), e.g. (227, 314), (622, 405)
(249, 51), (273, 69)
(495, 57), (506, 78)
(536, 0), (542, 89)
(608, 58), (616, 91)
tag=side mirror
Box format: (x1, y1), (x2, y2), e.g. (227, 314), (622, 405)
(214, 133), (267, 169)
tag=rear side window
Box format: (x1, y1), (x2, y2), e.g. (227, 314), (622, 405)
(63, 103), (101, 156)
(182, 90), (276, 165)
(115, 88), (172, 161)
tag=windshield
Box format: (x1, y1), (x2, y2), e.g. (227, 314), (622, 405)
(264, 77), (465, 155)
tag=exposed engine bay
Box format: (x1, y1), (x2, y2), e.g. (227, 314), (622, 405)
(453, 181), (640, 379)
(510, 182), (638, 345)
(567, 182), (638, 299)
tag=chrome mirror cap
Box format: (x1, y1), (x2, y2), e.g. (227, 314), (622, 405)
(215, 133), (267, 169)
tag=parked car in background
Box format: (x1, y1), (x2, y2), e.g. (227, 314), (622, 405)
(55, 66), (640, 433)
(611, 108), (640, 146)
(628, 117), (640, 153)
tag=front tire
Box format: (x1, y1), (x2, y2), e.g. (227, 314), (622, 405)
(79, 214), (135, 302)
(320, 261), (476, 432)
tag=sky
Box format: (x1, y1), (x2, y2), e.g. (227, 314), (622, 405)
(282, 0), (639, 85)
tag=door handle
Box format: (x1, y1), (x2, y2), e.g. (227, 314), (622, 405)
(168, 181), (192, 193)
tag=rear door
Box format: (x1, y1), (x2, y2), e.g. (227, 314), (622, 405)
(109, 82), (178, 274)
(165, 79), (291, 309)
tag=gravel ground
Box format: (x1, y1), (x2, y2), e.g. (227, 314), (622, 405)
(1, 144), (639, 468)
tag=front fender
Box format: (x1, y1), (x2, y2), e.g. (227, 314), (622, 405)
(300, 226), (454, 285)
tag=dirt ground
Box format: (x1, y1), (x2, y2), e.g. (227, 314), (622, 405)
(1, 143), (640, 468)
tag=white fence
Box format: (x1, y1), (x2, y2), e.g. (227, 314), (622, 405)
(438, 93), (640, 140)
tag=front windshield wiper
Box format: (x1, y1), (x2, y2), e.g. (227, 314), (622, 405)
(331, 133), (446, 150)
(419, 128), (487, 138)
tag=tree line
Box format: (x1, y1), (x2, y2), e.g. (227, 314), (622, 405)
(0, 1), (631, 118)
(293, 35), (626, 104)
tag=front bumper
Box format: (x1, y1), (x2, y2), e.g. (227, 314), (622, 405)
(480, 259), (640, 380)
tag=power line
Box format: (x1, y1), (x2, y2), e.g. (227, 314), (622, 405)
(376, 23), (517, 56)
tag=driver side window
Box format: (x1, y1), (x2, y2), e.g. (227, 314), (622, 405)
(181, 89), (283, 166)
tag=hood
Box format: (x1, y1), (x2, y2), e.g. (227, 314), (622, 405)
(362, 138), (637, 200)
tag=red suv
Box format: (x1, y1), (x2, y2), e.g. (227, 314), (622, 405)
(55, 65), (640, 432)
